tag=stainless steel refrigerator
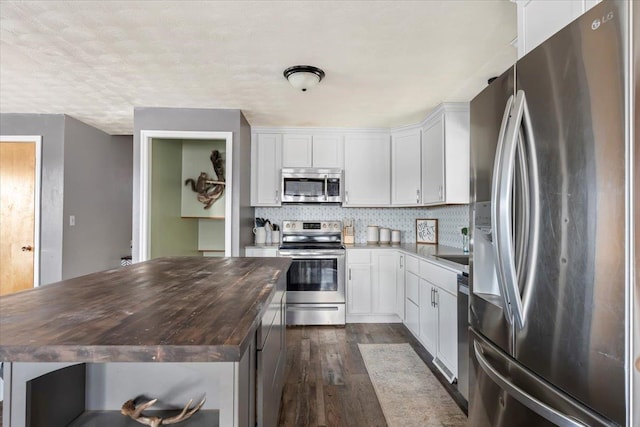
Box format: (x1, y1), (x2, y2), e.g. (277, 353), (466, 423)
(469, 1), (636, 425)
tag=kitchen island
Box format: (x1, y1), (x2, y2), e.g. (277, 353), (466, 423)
(0, 256), (291, 427)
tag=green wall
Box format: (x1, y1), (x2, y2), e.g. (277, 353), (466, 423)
(150, 139), (199, 258)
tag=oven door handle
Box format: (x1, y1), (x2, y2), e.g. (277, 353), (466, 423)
(278, 250), (345, 258)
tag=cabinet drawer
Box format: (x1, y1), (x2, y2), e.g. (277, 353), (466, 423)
(406, 271), (419, 305)
(405, 255), (419, 274)
(347, 250), (371, 264)
(420, 260), (458, 294)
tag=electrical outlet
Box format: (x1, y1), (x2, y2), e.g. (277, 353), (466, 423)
(69, 215), (75, 226)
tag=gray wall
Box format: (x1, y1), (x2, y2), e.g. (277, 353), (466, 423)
(0, 114), (133, 284)
(62, 118), (133, 279)
(0, 114), (65, 285)
(133, 108), (254, 259)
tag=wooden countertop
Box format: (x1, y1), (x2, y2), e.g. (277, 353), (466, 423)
(0, 257), (291, 363)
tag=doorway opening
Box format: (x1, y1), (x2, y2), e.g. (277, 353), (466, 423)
(138, 131), (233, 262)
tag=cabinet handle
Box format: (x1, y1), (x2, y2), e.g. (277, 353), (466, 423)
(438, 185), (443, 200)
(275, 190), (279, 202)
(416, 189), (420, 203)
(349, 268), (352, 281)
(434, 289), (439, 307)
(399, 256), (403, 268)
(431, 288), (435, 306)
(345, 190), (349, 203)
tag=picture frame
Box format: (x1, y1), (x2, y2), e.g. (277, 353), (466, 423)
(416, 218), (438, 244)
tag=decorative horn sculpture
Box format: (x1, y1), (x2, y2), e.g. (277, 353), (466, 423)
(121, 397), (206, 426)
(184, 149), (226, 209)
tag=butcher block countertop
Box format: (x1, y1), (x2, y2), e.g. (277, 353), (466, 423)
(0, 257), (291, 364)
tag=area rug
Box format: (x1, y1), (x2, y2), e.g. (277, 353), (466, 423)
(358, 343), (467, 427)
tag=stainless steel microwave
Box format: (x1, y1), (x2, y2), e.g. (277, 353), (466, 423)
(281, 168), (343, 204)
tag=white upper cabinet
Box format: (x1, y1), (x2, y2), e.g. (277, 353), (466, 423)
(515, 0), (601, 58)
(251, 133), (282, 206)
(343, 133), (391, 206)
(282, 134), (344, 168)
(421, 104), (469, 206)
(391, 128), (422, 206)
(282, 135), (312, 167)
(312, 134), (344, 168)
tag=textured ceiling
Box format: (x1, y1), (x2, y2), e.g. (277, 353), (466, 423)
(0, 1), (517, 135)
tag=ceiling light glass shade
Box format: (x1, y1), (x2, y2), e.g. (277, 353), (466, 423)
(283, 65), (325, 92)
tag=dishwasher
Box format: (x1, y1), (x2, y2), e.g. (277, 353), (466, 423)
(457, 272), (469, 401)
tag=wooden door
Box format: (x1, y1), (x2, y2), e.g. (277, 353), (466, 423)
(1, 141), (36, 295)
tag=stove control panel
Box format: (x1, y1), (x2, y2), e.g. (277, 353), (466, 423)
(282, 221), (342, 233)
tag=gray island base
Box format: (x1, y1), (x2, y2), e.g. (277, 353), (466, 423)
(0, 257), (290, 427)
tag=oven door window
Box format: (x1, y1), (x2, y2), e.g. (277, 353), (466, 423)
(287, 258), (338, 292)
(283, 178), (324, 197)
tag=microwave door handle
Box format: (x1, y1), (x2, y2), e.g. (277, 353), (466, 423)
(324, 175), (328, 201)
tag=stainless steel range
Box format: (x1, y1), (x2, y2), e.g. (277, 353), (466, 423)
(278, 220), (345, 325)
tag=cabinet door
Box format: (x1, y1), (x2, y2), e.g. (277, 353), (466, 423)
(347, 263), (372, 314)
(421, 117), (445, 205)
(312, 135), (344, 168)
(251, 134), (282, 206)
(344, 134), (391, 206)
(391, 129), (422, 205)
(282, 135), (312, 168)
(405, 299), (420, 337)
(436, 289), (458, 377)
(245, 248), (278, 257)
(419, 279), (438, 355)
(396, 253), (405, 320)
(516, 0), (586, 58)
(372, 251), (397, 315)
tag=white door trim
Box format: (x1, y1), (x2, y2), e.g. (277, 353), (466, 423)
(0, 135), (42, 287)
(138, 130), (233, 262)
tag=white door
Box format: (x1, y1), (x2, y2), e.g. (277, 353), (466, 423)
(312, 134), (343, 168)
(347, 263), (372, 314)
(391, 128), (422, 205)
(419, 279), (438, 355)
(344, 134), (390, 206)
(421, 117), (445, 204)
(252, 134), (282, 206)
(372, 251), (397, 314)
(436, 288), (458, 376)
(282, 134), (312, 168)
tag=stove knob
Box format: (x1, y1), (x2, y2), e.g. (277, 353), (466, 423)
(286, 223), (291, 229)
(323, 223), (327, 229)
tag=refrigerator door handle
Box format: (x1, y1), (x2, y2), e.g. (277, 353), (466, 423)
(495, 90), (528, 330)
(473, 341), (587, 427)
(491, 94), (516, 324)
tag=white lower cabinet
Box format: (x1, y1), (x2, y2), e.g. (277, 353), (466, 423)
(245, 247), (278, 257)
(403, 257), (459, 382)
(346, 249), (402, 322)
(347, 263), (372, 314)
(436, 288), (458, 378)
(419, 279), (438, 355)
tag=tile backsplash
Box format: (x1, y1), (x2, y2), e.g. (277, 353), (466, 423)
(255, 205), (470, 248)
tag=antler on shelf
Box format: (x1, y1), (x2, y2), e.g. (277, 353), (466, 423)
(121, 397), (206, 426)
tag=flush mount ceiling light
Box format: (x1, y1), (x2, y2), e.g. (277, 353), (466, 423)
(283, 65), (325, 92)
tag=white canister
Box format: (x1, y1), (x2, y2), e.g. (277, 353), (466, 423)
(253, 227), (266, 245)
(367, 225), (379, 244)
(391, 230), (401, 244)
(379, 228), (391, 245)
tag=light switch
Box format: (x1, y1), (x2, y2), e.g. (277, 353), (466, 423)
(69, 215), (76, 226)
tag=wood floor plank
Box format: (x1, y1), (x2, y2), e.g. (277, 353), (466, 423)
(278, 323), (467, 426)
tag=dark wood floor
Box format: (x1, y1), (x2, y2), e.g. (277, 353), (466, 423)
(278, 323), (467, 427)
